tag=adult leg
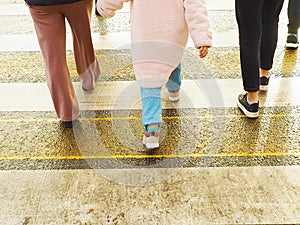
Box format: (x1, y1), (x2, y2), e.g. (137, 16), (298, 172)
(235, 0), (262, 118)
(235, 0), (263, 95)
(260, 0), (284, 71)
(286, 0), (300, 49)
(64, 0), (100, 91)
(259, 0), (284, 90)
(28, 5), (79, 122)
(288, 0), (300, 34)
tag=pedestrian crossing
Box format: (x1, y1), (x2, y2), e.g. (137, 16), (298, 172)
(0, 0), (300, 224)
(0, 1), (290, 51)
(1, 77), (300, 111)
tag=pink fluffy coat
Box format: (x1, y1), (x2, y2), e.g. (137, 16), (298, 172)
(97, 0), (212, 88)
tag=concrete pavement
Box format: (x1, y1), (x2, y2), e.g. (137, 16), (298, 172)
(0, 0), (299, 224)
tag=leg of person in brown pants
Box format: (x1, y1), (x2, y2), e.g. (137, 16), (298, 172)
(28, 0), (100, 127)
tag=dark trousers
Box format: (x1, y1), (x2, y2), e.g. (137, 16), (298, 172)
(235, 0), (284, 92)
(288, 0), (300, 34)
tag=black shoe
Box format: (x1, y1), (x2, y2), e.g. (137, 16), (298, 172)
(286, 33), (299, 50)
(82, 86), (91, 91)
(237, 93), (259, 118)
(260, 76), (270, 91)
(61, 121), (74, 128)
(95, 8), (101, 16)
(95, 0), (103, 16)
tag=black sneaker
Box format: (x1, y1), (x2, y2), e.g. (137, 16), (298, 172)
(95, 0), (100, 16)
(260, 76), (270, 91)
(61, 121), (74, 128)
(237, 93), (259, 118)
(286, 33), (299, 50)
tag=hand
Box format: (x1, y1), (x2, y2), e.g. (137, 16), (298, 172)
(199, 46), (209, 58)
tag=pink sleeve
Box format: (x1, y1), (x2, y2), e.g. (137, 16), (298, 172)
(183, 0), (212, 48)
(97, 0), (129, 18)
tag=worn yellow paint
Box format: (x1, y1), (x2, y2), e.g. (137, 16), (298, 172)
(0, 113), (299, 161)
(0, 112), (298, 123)
(0, 152), (299, 161)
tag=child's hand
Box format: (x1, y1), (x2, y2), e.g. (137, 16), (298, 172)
(199, 46), (209, 58)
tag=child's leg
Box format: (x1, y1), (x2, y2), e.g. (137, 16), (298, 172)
(140, 87), (162, 149)
(140, 87), (162, 127)
(166, 64), (182, 92)
(166, 64), (181, 102)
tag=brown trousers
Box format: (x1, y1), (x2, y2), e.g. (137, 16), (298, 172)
(28, 0), (100, 121)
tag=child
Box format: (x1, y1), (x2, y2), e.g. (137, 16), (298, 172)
(97, 0), (212, 149)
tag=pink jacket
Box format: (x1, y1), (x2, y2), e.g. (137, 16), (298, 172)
(97, 0), (212, 88)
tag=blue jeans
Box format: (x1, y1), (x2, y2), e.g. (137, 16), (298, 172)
(140, 64), (181, 126)
(166, 64), (181, 92)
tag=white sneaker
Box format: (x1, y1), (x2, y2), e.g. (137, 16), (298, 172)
(168, 89), (180, 102)
(142, 126), (160, 149)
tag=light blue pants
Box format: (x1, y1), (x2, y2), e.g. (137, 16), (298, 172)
(140, 64), (181, 126)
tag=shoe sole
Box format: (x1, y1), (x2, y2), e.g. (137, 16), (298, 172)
(168, 96), (180, 102)
(260, 85), (268, 91)
(82, 86), (94, 92)
(237, 100), (259, 118)
(285, 43), (298, 49)
(142, 140), (159, 149)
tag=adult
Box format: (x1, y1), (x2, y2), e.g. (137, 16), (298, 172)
(286, 0), (300, 49)
(236, 0), (284, 118)
(25, 0), (100, 127)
